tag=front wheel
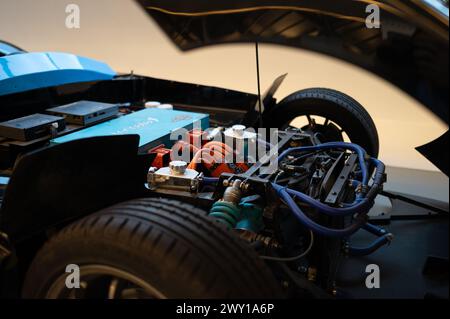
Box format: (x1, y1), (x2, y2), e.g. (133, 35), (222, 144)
(22, 198), (282, 299)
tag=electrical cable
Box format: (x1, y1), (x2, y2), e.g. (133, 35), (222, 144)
(260, 230), (314, 261)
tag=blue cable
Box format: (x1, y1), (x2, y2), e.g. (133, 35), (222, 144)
(348, 223), (393, 256)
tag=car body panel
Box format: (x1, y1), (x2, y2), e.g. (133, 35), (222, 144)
(0, 41), (24, 56)
(0, 135), (151, 242)
(0, 52), (116, 97)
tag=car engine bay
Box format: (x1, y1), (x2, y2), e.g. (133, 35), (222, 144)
(0, 96), (391, 297)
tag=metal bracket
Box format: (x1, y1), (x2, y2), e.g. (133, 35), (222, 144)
(325, 154), (358, 205)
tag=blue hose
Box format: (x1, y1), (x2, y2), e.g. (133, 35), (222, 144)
(362, 222), (387, 237)
(272, 142), (375, 218)
(276, 185), (366, 237)
(348, 235), (392, 256)
(203, 142), (387, 244)
(272, 142), (386, 239)
(282, 187), (372, 216)
(348, 223), (393, 256)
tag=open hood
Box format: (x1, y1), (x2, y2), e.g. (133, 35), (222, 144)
(136, 0), (449, 125)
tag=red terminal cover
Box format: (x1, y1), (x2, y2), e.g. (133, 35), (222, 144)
(148, 144), (171, 168)
(188, 129), (207, 148)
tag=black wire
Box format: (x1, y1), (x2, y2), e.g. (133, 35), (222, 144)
(260, 230), (314, 261)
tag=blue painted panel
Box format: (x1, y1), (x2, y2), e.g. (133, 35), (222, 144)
(0, 176), (9, 185)
(51, 108), (209, 150)
(0, 42), (23, 56)
(0, 52), (116, 96)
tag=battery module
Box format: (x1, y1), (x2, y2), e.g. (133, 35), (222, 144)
(51, 108), (209, 151)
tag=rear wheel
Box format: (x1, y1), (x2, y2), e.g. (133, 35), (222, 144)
(23, 198), (282, 298)
(268, 88), (379, 157)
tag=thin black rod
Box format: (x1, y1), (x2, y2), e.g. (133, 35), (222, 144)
(255, 41), (264, 128)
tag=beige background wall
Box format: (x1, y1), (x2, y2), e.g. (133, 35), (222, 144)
(0, 0), (447, 171)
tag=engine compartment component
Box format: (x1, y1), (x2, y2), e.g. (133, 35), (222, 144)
(0, 102), (389, 298)
(0, 113), (65, 141)
(148, 160), (201, 192)
(0, 79), (400, 298)
(51, 107), (209, 151)
(46, 100), (119, 126)
(144, 122), (388, 295)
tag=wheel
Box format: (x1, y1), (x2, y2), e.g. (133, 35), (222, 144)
(268, 88), (379, 157)
(22, 198), (282, 299)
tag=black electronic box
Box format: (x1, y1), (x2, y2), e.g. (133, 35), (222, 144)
(0, 113), (66, 141)
(46, 100), (118, 126)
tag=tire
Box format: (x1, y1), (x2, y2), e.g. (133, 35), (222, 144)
(22, 198), (282, 299)
(268, 88), (379, 157)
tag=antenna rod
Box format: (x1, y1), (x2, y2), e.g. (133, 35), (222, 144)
(255, 41), (263, 128)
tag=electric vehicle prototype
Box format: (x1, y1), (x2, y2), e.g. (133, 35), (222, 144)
(0, 0), (448, 298)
